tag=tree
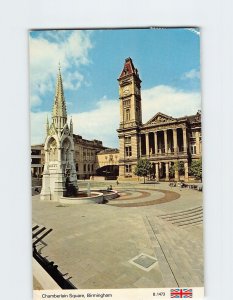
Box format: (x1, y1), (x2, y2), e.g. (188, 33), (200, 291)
(169, 164), (175, 178)
(190, 158), (202, 180)
(134, 159), (152, 183)
(169, 161), (185, 178)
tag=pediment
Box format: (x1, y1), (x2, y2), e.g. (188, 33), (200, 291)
(145, 112), (176, 125)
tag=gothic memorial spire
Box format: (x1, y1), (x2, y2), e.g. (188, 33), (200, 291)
(52, 64), (67, 130)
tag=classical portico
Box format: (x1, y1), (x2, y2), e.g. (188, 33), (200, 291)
(138, 117), (189, 181)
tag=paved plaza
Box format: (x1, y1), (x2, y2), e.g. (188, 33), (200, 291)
(32, 181), (203, 289)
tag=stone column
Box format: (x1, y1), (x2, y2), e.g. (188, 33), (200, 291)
(154, 131), (158, 155)
(174, 160), (179, 181)
(164, 130), (168, 154)
(183, 127), (187, 153)
(184, 161), (189, 181)
(131, 135), (138, 158)
(196, 131), (200, 155)
(165, 162), (169, 181)
(145, 132), (150, 156)
(173, 129), (178, 154)
(138, 134), (141, 157)
(119, 136), (124, 160)
(155, 163), (160, 181)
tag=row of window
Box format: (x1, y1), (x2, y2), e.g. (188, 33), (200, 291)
(126, 145), (198, 155)
(75, 150), (96, 158)
(76, 164), (94, 173)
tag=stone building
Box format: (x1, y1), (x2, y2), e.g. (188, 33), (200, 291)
(73, 134), (108, 179)
(31, 144), (44, 177)
(117, 57), (202, 181)
(31, 138), (113, 180)
(95, 149), (119, 179)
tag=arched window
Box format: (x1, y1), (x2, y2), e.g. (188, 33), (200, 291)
(126, 109), (130, 121)
(48, 137), (58, 161)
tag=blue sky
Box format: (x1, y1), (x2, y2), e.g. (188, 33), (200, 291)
(30, 28), (201, 147)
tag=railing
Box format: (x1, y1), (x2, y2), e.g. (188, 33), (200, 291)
(141, 150), (187, 158)
(32, 225), (76, 289)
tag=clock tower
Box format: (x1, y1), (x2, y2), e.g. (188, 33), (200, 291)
(118, 57), (142, 129)
(117, 58), (142, 179)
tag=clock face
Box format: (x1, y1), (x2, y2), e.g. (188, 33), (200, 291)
(123, 86), (130, 95)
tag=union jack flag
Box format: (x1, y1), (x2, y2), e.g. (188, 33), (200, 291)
(170, 288), (193, 298)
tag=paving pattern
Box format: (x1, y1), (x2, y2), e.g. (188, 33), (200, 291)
(108, 188), (181, 207)
(145, 212), (203, 287)
(32, 181), (204, 289)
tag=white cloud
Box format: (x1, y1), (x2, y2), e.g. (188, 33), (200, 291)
(30, 94), (42, 107)
(63, 71), (84, 90)
(72, 99), (119, 148)
(30, 111), (50, 145)
(142, 85), (201, 122)
(31, 85), (201, 148)
(29, 31), (92, 107)
(182, 69), (200, 80)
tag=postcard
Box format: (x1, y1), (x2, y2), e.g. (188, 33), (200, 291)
(30, 28), (203, 299)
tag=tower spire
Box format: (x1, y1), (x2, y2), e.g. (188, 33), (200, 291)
(52, 64), (67, 130)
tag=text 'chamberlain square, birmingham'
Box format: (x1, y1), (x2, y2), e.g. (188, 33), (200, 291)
(31, 58), (201, 182)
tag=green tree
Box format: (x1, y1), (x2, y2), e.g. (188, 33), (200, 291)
(169, 164), (175, 178)
(134, 159), (152, 183)
(169, 161), (185, 178)
(190, 158), (202, 180)
(177, 161), (185, 176)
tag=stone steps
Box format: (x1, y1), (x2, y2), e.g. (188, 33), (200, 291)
(157, 206), (203, 228)
(158, 206), (203, 218)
